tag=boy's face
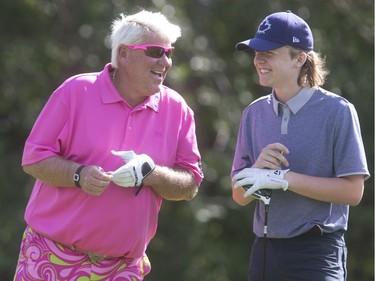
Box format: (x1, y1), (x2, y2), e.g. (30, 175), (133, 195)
(253, 46), (302, 89)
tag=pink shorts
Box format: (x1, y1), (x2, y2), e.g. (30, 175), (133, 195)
(13, 227), (151, 281)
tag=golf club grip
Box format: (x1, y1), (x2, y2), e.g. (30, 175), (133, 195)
(242, 185), (272, 195)
(255, 189), (272, 198)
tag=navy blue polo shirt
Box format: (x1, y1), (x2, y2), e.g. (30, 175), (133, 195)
(231, 86), (370, 238)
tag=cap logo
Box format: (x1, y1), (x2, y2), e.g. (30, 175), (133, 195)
(257, 19), (271, 34)
(293, 36), (300, 43)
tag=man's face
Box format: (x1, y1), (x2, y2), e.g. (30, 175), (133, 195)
(118, 35), (173, 106)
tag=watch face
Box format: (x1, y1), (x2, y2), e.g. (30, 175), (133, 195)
(73, 166), (85, 188)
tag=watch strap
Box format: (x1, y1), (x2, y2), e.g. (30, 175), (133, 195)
(73, 165), (85, 188)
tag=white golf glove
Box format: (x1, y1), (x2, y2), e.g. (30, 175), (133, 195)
(111, 150), (155, 187)
(232, 168), (289, 198)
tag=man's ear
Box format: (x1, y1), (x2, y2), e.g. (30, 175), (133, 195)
(296, 52), (308, 67)
(118, 44), (128, 59)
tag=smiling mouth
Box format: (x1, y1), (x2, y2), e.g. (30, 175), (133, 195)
(259, 68), (271, 74)
(151, 70), (164, 78)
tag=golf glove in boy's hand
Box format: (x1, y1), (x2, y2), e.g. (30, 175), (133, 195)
(111, 150), (155, 187)
(232, 168), (289, 198)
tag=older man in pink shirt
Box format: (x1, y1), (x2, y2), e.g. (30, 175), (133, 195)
(14, 10), (203, 281)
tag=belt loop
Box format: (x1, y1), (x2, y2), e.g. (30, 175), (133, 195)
(61, 243), (108, 261)
(87, 252), (106, 263)
(311, 225), (324, 236)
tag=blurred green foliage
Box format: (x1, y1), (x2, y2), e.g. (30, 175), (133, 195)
(0, 0), (373, 280)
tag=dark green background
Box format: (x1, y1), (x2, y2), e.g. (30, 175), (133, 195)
(1, 0), (373, 280)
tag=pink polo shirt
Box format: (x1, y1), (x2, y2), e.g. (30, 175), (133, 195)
(22, 63), (203, 258)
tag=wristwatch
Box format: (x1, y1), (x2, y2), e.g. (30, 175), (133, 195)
(73, 165), (85, 188)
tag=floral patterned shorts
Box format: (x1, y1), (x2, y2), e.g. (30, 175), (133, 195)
(13, 227), (151, 281)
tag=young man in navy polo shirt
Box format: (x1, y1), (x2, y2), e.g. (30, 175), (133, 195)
(231, 11), (370, 281)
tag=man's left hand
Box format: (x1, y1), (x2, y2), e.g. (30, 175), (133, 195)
(232, 168), (289, 198)
(111, 150), (155, 187)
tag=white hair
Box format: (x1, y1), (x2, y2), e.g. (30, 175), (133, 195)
(110, 10), (181, 68)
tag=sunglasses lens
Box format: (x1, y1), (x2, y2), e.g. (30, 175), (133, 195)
(145, 47), (173, 58)
(145, 47), (163, 58)
(165, 49), (174, 58)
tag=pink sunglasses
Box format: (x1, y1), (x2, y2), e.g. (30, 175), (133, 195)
(127, 44), (174, 59)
